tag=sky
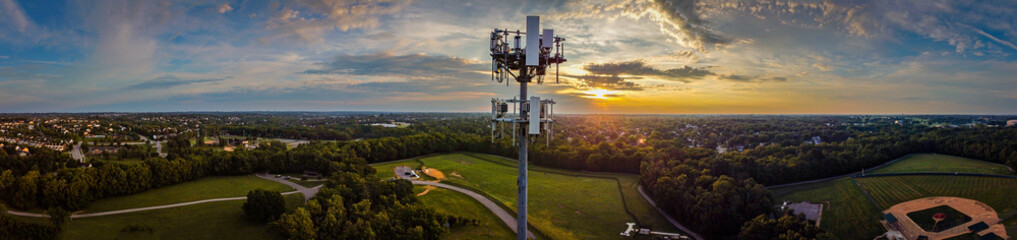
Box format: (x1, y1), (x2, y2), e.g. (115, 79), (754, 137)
(1, 0), (1016, 114)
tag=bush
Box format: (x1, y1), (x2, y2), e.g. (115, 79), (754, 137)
(242, 189), (286, 222)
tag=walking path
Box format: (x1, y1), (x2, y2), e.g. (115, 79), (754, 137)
(7, 191), (302, 219)
(6, 174), (320, 219)
(636, 185), (704, 240)
(395, 166), (537, 239)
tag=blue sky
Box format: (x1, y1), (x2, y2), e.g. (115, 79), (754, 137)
(1, 0), (1016, 114)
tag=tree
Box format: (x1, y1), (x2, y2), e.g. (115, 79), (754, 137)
(46, 207), (71, 230)
(738, 214), (837, 240)
(242, 189), (286, 222)
(272, 208), (316, 240)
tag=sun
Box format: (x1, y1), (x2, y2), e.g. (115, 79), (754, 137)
(581, 88), (616, 100)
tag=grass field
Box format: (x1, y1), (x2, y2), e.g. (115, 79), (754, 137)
(402, 153), (670, 240)
(855, 175), (1017, 234)
(462, 153), (678, 233)
(770, 178), (885, 240)
(872, 154), (1014, 175)
(84, 175), (294, 212)
(414, 185), (515, 240)
(10, 192), (304, 240)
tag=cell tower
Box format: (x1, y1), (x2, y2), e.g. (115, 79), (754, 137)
(487, 16), (566, 240)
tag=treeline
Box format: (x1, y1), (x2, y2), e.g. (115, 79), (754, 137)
(219, 124), (418, 141)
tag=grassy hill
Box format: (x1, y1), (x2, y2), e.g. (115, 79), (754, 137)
(84, 175), (294, 212)
(10, 189), (304, 240)
(371, 152), (679, 240)
(414, 186), (515, 240)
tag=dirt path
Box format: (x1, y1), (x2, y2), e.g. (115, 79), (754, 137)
(417, 185), (436, 196)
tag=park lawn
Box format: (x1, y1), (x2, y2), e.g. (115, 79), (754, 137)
(84, 175), (294, 213)
(462, 152), (680, 233)
(51, 193), (304, 240)
(856, 176), (1017, 222)
(415, 186), (515, 240)
(418, 153), (634, 240)
(769, 178), (885, 240)
(872, 154), (1013, 175)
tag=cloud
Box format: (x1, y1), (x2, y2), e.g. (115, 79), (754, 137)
(124, 76), (229, 90)
(564, 74), (643, 91)
(301, 52), (487, 78)
(217, 3), (233, 14)
(263, 0), (412, 44)
(963, 24), (1017, 51)
(583, 60), (713, 82)
(557, 0), (729, 51)
(719, 75), (787, 83)
(0, 0), (31, 33)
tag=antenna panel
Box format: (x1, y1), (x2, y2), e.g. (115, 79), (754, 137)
(529, 96), (540, 134)
(526, 16), (540, 66)
(542, 29), (553, 49)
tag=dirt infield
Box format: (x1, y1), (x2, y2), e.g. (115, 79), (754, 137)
(882, 197), (1009, 240)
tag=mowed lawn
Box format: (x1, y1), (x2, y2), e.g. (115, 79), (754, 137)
(414, 186), (515, 240)
(871, 154), (1014, 175)
(769, 178), (885, 240)
(418, 153), (637, 240)
(58, 194), (304, 240)
(463, 153), (680, 233)
(84, 175), (294, 212)
(856, 175), (1017, 232)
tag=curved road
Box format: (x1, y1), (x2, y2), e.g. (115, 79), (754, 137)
(6, 174), (319, 219)
(395, 166), (536, 239)
(636, 185), (704, 240)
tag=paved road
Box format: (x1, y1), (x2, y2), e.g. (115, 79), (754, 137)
(7, 174), (320, 219)
(255, 173), (321, 201)
(395, 166), (537, 239)
(70, 142), (84, 162)
(137, 135), (167, 157)
(637, 185), (703, 240)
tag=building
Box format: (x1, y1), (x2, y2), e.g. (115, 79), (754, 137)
(778, 201), (824, 226)
(1007, 120), (1017, 127)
